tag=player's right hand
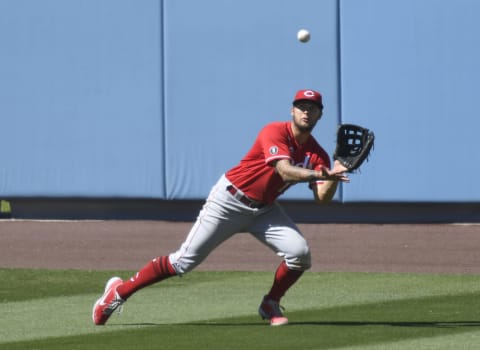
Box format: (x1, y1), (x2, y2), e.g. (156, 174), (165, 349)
(321, 164), (350, 183)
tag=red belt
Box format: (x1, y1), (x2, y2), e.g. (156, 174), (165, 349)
(226, 185), (266, 209)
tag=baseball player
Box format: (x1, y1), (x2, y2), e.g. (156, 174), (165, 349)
(93, 89), (349, 326)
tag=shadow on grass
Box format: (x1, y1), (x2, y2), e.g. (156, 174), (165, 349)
(291, 320), (480, 328)
(117, 320), (480, 328)
(117, 291), (480, 329)
(3, 292), (479, 350)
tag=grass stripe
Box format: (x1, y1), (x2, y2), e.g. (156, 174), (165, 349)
(3, 294), (480, 350)
(337, 332), (480, 350)
(1, 269), (480, 349)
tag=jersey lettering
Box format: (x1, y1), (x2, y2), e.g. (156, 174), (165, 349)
(292, 152), (312, 169)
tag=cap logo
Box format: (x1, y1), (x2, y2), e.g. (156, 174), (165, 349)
(303, 90), (315, 97)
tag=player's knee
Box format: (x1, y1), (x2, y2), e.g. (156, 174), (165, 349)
(285, 245), (311, 271)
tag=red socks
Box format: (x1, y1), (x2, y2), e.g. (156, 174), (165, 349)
(116, 256), (176, 300)
(266, 261), (304, 302)
(116, 258), (301, 302)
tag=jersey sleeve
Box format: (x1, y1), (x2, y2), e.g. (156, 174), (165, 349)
(258, 123), (291, 165)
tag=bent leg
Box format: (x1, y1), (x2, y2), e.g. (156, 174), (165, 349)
(250, 203), (311, 303)
(250, 203), (311, 271)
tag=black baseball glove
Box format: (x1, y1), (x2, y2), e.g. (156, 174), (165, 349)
(333, 124), (375, 172)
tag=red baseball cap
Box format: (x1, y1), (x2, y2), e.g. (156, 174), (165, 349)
(293, 89), (323, 108)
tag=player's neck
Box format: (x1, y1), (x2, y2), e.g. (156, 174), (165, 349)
(290, 121), (311, 145)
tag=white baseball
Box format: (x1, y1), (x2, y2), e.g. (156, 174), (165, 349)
(297, 29), (310, 43)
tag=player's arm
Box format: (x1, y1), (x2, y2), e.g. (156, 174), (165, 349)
(311, 180), (339, 204)
(310, 160), (349, 203)
(274, 159), (349, 183)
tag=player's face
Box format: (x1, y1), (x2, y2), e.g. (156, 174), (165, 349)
(291, 101), (323, 132)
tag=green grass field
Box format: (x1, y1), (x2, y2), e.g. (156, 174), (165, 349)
(1, 268), (479, 349)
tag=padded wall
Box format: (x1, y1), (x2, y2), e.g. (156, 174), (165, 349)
(1, 0), (479, 203)
(163, 0), (340, 199)
(0, 0), (165, 197)
(340, 0), (480, 201)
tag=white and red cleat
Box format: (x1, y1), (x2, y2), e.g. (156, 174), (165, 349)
(92, 277), (125, 325)
(258, 296), (289, 326)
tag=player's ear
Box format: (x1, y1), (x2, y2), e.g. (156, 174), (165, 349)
(290, 107), (295, 117)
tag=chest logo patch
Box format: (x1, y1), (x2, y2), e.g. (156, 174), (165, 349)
(269, 146), (279, 155)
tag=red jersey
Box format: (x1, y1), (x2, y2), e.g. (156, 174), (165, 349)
(225, 121), (331, 204)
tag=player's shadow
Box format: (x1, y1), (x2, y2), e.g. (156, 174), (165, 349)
(288, 320), (480, 328)
(116, 320), (480, 328)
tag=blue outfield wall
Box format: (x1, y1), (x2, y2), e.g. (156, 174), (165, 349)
(0, 0), (165, 198)
(0, 0), (479, 203)
(340, 0), (480, 202)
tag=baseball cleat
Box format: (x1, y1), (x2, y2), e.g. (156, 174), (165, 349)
(258, 296), (289, 326)
(92, 277), (125, 325)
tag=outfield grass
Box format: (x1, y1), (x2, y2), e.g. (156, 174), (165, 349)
(1, 268), (479, 349)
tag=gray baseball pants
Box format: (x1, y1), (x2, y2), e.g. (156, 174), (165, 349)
(169, 174), (311, 274)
